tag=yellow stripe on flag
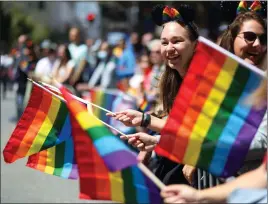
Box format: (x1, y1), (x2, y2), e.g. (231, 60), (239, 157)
(26, 96), (61, 156)
(183, 57), (238, 166)
(109, 171), (125, 203)
(44, 146), (56, 174)
(76, 111), (102, 130)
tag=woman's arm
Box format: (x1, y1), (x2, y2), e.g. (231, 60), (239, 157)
(161, 162), (267, 203)
(107, 109), (166, 133)
(197, 162), (266, 203)
(57, 60), (74, 83)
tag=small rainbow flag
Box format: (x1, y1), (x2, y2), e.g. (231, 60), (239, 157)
(26, 137), (78, 179)
(156, 37), (266, 178)
(87, 88), (117, 124)
(138, 97), (152, 113)
(59, 85), (138, 172)
(83, 88), (137, 135)
(68, 98), (161, 203)
(3, 84), (72, 163)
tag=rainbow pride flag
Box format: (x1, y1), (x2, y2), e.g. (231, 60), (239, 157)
(26, 137), (78, 179)
(68, 98), (161, 203)
(59, 85), (138, 172)
(156, 37), (267, 178)
(138, 97), (152, 113)
(87, 88), (117, 124)
(3, 84), (72, 163)
(83, 88), (137, 135)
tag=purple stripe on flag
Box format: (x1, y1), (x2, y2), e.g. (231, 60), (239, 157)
(69, 164), (79, 179)
(102, 150), (137, 172)
(221, 107), (266, 177)
(144, 172), (162, 204)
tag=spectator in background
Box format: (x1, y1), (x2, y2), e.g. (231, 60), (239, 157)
(141, 32), (154, 50)
(33, 42), (57, 83)
(51, 44), (75, 85)
(129, 52), (153, 102)
(88, 41), (117, 89)
(115, 34), (137, 91)
(12, 38), (38, 122)
(113, 38), (126, 59)
(39, 39), (52, 58)
(0, 51), (14, 99)
(68, 27), (88, 86)
(146, 39), (165, 115)
(76, 41), (117, 91)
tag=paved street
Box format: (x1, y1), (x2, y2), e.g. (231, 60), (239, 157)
(1, 88), (111, 203)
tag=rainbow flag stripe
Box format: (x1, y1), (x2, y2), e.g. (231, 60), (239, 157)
(139, 97), (152, 112)
(237, 1), (248, 14)
(156, 37), (266, 178)
(26, 137), (78, 179)
(84, 89), (136, 135)
(60, 86), (138, 172)
(3, 84), (72, 163)
(88, 89), (117, 124)
(73, 114), (161, 203)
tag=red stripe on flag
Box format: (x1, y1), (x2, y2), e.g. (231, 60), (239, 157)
(3, 85), (45, 163)
(70, 115), (112, 200)
(156, 43), (225, 162)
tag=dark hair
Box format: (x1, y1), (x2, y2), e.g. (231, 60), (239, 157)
(159, 67), (183, 115)
(219, 11), (266, 53)
(151, 4), (198, 115)
(64, 45), (72, 61)
(59, 44), (72, 66)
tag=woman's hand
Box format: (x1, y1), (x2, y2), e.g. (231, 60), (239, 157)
(161, 184), (199, 203)
(106, 109), (143, 127)
(182, 165), (196, 185)
(120, 132), (158, 152)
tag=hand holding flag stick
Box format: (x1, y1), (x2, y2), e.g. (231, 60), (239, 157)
(51, 79), (166, 191)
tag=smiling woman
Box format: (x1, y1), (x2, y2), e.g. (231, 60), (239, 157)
(219, 11), (267, 68)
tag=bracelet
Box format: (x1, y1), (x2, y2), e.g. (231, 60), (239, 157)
(141, 112), (145, 126)
(141, 113), (151, 128)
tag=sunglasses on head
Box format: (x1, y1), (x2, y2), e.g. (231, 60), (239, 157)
(241, 31), (267, 45)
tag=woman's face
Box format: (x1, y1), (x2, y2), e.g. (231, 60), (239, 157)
(139, 55), (150, 70)
(58, 45), (66, 58)
(161, 22), (196, 77)
(234, 20), (267, 66)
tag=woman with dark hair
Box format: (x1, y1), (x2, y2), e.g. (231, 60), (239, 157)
(219, 7), (266, 67)
(108, 4), (199, 185)
(51, 44), (75, 84)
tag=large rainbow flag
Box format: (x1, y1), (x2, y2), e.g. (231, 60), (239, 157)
(60, 85), (138, 171)
(156, 37), (267, 178)
(61, 85), (161, 203)
(3, 84), (72, 163)
(26, 137), (78, 179)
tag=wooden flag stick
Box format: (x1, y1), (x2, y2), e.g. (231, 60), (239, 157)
(28, 78), (115, 115)
(86, 104), (127, 137)
(86, 104), (166, 190)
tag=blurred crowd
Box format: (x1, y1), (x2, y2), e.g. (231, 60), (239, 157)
(0, 26), (190, 123)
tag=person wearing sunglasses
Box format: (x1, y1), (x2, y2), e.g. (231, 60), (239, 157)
(219, 10), (267, 68)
